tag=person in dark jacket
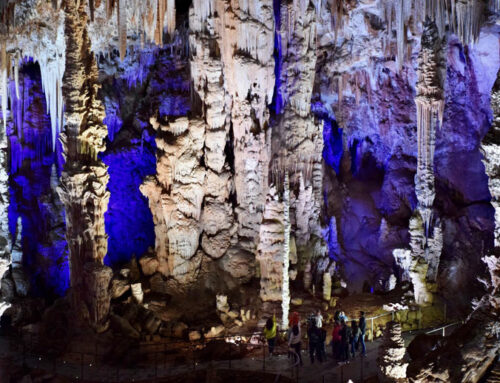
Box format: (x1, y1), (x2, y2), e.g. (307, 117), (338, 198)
(339, 319), (352, 363)
(358, 311), (367, 356)
(350, 320), (361, 358)
(307, 320), (323, 364)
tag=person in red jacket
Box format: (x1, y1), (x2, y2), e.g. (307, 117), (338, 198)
(331, 320), (342, 360)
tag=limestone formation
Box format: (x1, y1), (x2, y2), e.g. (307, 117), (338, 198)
(257, 187), (285, 302)
(57, 0), (112, 331)
(141, 117), (206, 284)
(408, 19), (445, 306)
(408, 52), (500, 383)
(0, 100), (10, 314)
(481, 69), (500, 246)
(378, 321), (409, 382)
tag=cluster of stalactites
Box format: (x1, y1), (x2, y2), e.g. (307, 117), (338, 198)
(49, 0), (176, 60)
(378, 0), (488, 70)
(109, 0), (177, 60)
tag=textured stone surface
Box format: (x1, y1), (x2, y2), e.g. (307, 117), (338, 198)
(378, 321), (409, 382)
(56, 0), (112, 331)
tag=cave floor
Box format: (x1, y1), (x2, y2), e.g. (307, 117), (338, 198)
(0, 331), (420, 382)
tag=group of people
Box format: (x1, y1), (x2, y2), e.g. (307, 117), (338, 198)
(262, 309), (367, 366)
(331, 311), (367, 364)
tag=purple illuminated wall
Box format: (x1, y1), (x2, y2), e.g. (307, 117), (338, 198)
(8, 60), (69, 298)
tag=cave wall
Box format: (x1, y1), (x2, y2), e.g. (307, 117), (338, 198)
(0, 0), (497, 317)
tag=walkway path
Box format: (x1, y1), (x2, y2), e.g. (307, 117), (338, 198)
(0, 331), (421, 382)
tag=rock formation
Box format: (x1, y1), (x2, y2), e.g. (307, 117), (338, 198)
(408, 19), (445, 306)
(140, 117), (206, 284)
(378, 321), (409, 382)
(0, 88), (10, 315)
(56, 0), (112, 332)
(481, 68), (500, 247)
(407, 50), (500, 383)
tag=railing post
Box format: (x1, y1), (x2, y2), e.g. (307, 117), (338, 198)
(442, 327), (445, 337)
(155, 350), (158, 378)
(361, 353), (364, 381)
(164, 341), (167, 371)
(262, 341), (266, 371)
(81, 352), (84, 380)
(371, 318), (374, 342)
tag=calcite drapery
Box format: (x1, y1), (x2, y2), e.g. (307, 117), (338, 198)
(57, 0), (112, 332)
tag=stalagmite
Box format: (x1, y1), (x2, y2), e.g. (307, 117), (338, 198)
(57, 0), (112, 332)
(282, 171), (291, 330)
(257, 188), (285, 302)
(378, 321), (409, 382)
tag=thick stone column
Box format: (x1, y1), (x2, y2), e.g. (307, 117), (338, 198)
(57, 0), (112, 332)
(409, 18), (445, 305)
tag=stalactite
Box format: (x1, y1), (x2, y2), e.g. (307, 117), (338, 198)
(415, 18), (445, 232)
(154, 0), (165, 46)
(118, 0), (127, 61)
(13, 51), (19, 99)
(282, 170), (291, 330)
(166, 0), (175, 35)
(89, 0), (95, 21)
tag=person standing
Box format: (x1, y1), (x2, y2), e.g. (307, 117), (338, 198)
(358, 311), (367, 356)
(350, 320), (361, 358)
(315, 309), (323, 328)
(331, 320), (342, 360)
(319, 325), (327, 361)
(307, 319), (323, 364)
(263, 313), (277, 356)
(288, 324), (303, 366)
(339, 319), (352, 364)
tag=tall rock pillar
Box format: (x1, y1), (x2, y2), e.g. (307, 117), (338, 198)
(57, 0), (112, 332)
(409, 18), (445, 305)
